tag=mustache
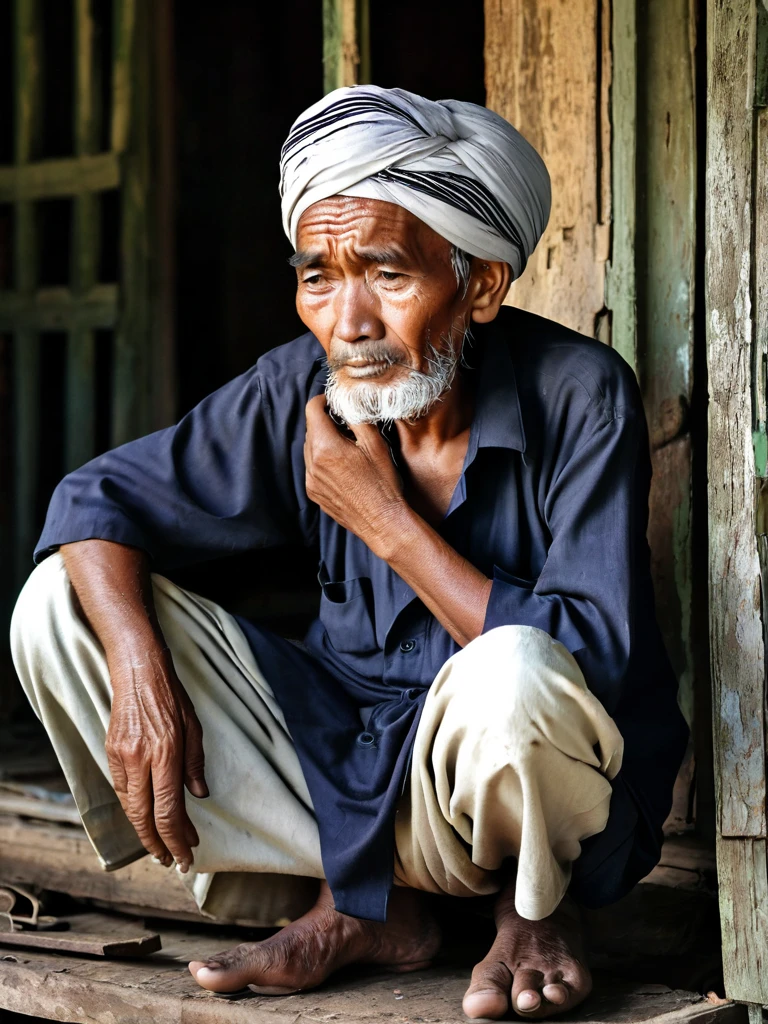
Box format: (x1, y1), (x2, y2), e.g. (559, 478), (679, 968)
(325, 342), (410, 373)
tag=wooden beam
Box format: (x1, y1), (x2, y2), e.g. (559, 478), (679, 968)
(112, 0), (146, 445)
(0, 286), (118, 331)
(323, 0), (369, 94)
(605, 0), (637, 370)
(67, 0), (103, 473)
(707, 0), (767, 839)
(716, 838), (768, 1004)
(484, 0), (609, 338)
(707, 0), (768, 1005)
(0, 152), (120, 202)
(12, 0), (42, 592)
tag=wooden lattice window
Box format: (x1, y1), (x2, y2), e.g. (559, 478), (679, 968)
(0, 0), (173, 598)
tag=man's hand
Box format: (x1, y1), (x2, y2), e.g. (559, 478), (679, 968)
(304, 395), (405, 555)
(61, 539), (208, 872)
(304, 397), (492, 646)
(106, 644), (208, 871)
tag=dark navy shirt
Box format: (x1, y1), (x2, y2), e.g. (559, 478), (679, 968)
(35, 306), (687, 921)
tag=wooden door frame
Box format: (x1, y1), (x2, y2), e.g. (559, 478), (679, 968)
(706, 0), (768, 1007)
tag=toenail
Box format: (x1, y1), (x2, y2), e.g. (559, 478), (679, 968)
(517, 993), (540, 1011)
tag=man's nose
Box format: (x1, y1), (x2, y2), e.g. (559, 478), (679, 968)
(333, 279), (385, 343)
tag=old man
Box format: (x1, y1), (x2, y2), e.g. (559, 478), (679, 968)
(11, 86), (687, 1018)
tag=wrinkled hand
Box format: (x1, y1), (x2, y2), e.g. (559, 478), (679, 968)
(304, 395), (406, 552)
(105, 644), (208, 872)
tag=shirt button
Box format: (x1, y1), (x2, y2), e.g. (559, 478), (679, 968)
(406, 688), (421, 700)
(357, 731), (376, 748)
(399, 639), (417, 653)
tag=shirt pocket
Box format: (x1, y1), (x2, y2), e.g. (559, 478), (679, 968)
(318, 563), (378, 655)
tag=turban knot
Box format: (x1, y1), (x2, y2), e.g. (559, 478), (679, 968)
(280, 85), (551, 280)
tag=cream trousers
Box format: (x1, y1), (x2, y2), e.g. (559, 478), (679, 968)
(11, 553), (623, 923)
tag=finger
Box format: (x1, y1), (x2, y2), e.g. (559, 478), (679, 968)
(122, 762), (173, 866)
(346, 422), (395, 469)
(183, 718), (209, 799)
(106, 750), (129, 797)
(304, 393), (329, 428)
(184, 815), (201, 850)
(151, 760), (195, 871)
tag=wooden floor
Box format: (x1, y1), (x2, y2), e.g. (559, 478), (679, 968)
(0, 910), (746, 1024)
(0, 809), (734, 1024)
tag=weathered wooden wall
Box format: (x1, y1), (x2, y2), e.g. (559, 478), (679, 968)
(706, 0), (768, 1005)
(484, 0), (701, 763)
(484, 0), (611, 339)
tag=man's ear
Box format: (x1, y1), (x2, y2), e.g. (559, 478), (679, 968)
(469, 260), (511, 324)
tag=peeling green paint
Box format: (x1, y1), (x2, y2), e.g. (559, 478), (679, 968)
(753, 424), (768, 479)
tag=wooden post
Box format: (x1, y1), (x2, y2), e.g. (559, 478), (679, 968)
(12, 0), (42, 591)
(67, 0), (101, 472)
(323, 0), (370, 94)
(605, 0), (637, 370)
(707, 0), (768, 1003)
(484, 0), (611, 338)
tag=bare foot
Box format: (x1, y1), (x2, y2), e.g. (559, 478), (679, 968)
(463, 880), (591, 1019)
(188, 881), (440, 994)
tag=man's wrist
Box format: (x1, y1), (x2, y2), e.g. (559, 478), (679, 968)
(370, 499), (425, 563)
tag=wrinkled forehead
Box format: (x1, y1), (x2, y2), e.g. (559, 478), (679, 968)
(295, 195), (454, 261)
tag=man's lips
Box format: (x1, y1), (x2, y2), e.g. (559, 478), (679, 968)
(342, 359), (395, 379)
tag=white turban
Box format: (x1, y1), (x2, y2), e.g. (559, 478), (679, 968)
(280, 85), (551, 280)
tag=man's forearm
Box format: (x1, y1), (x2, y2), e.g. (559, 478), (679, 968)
(60, 539), (165, 673)
(372, 503), (493, 647)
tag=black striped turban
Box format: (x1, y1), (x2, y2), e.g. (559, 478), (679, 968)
(280, 85), (551, 280)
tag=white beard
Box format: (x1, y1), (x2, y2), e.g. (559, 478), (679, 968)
(325, 341), (460, 426)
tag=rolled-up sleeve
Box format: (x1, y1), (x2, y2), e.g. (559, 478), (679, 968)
(35, 356), (320, 571)
(483, 403), (649, 714)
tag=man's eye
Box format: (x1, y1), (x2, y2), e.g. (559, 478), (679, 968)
(380, 271), (404, 281)
(303, 274), (323, 285)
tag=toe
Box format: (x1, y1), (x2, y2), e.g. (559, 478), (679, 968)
(511, 968), (545, 1015)
(542, 983), (570, 1006)
(463, 959), (513, 1020)
(188, 946), (267, 993)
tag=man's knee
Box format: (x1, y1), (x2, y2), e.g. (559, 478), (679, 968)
(438, 625), (583, 724)
(431, 625), (622, 777)
(11, 553), (72, 653)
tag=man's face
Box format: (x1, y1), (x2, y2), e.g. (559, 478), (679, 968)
(293, 196), (472, 423)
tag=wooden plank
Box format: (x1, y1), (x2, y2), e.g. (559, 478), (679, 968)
(707, 0), (767, 839)
(149, 0), (176, 433)
(0, 815), (319, 927)
(12, 329), (39, 590)
(0, 929), (161, 957)
(0, 916), (750, 1024)
(323, 0), (368, 93)
(716, 838), (768, 1004)
(484, 0), (608, 338)
(66, 0), (103, 473)
(0, 152), (120, 202)
(111, 0), (136, 154)
(637, 0), (698, 732)
(12, 0), (42, 593)
(605, 0), (637, 369)
(0, 286), (118, 331)
(111, 0), (147, 445)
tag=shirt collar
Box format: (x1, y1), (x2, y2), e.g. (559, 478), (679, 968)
(466, 315), (527, 459)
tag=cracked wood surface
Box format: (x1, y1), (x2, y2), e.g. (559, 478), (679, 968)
(0, 912), (747, 1024)
(706, 0), (768, 1006)
(484, 0), (611, 338)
